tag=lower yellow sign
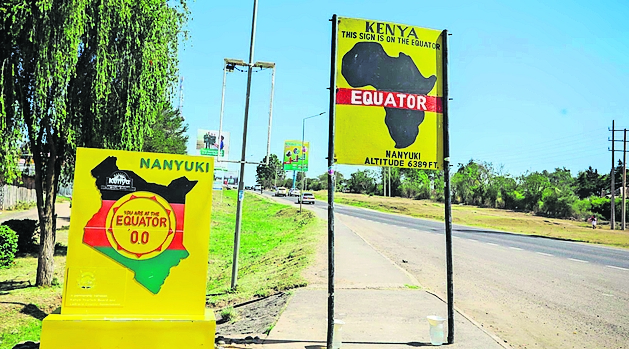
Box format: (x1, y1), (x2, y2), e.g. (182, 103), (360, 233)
(40, 148), (216, 349)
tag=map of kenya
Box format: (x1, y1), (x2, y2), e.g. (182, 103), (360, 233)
(83, 156), (197, 294)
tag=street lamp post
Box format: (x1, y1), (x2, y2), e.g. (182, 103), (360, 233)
(225, 0), (277, 291)
(300, 112), (326, 213)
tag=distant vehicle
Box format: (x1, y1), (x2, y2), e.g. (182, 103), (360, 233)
(275, 187), (287, 197)
(289, 189), (301, 197)
(254, 184), (262, 192)
(299, 192), (315, 204)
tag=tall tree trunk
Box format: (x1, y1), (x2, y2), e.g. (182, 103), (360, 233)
(35, 137), (59, 286)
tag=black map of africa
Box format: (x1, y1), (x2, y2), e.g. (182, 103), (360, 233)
(342, 42), (437, 148)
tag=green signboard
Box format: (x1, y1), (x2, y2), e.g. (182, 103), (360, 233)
(283, 140), (309, 171)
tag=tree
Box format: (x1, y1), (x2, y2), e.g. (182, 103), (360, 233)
(348, 170), (377, 194)
(398, 168), (430, 199)
(576, 167), (605, 199)
(451, 160), (495, 206)
(335, 171), (347, 192)
(142, 108), (188, 154)
(1, 0), (188, 286)
(255, 154), (284, 188)
(519, 172), (551, 212)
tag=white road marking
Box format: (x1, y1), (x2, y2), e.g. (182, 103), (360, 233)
(607, 265), (629, 271)
(469, 239), (479, 242)
(487, 243), (499, 246)
(567, 258), (588, 263)
(602, 293), (614, 297)
(509, 247), (523, 251)
(536, 252), (554, 257)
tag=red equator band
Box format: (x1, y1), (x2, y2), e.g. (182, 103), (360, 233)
(336, 88), (442, 113)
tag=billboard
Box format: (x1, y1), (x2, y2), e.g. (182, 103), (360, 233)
(335, 17), (444, 170)
(283, 140), (309, 171)
(213, 166), (227, 191)
(196, 129), (230, 161)
(224, 171), (239, 187)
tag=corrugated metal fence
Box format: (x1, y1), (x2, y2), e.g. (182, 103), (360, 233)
(0, 185), (37, 210)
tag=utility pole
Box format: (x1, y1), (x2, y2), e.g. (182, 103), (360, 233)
(300, 112), (325, 213)
(611, 121), (616, 230)
(609, 122), (629, 230)
(623, 129), (627, 230)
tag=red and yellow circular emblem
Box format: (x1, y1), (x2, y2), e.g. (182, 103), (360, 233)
(106, 192), (176, 260)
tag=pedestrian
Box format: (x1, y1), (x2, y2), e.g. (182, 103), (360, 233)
(591, 215), (597, 229)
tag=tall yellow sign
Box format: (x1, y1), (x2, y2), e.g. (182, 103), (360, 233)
(40, 148), (215, 349)
(335, 17), (444, 170)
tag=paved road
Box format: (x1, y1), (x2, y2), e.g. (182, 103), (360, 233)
(266, 192), (629, 349)
(0, 203), (71, 228)
(268, 192), (629, 270)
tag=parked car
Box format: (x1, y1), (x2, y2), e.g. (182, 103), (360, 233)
(299, 192), (315, 204)
(275, 187), (287, 197)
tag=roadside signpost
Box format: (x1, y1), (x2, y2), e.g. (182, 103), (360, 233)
(284, 139), (310, 190)
(40, 148), (215, 349)
(328, 15), (453, 347)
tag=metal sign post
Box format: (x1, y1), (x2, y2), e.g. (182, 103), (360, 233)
(327, 14), (338, 349)
(328, 15), (452, 346)
(441, 29), (455, 344)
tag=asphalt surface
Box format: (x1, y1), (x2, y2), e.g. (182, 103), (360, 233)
(265, 191), (629, 348)
(268, 191), (629, 270)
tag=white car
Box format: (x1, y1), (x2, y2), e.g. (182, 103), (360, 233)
(299, 192), (315, 204)
(289, 189), (301, 197)
(275, 187), (287, 197)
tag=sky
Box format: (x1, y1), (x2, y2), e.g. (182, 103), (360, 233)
(178, 0), (629, 185)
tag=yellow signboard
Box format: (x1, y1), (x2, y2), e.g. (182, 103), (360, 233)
(40, 148), (215, 349)
(335, 17), (444, 170)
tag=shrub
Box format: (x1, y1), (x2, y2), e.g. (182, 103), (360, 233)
(1, 219), (39, 254)
(572, 199), (593, 220)
(540, 188), (577, 218)
(0, 225), (18, 268)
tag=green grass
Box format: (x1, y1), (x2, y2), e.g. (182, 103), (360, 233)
(0, 190), (321, 345)
(0, 255), (65, 349)
(219, 306), (239, 323)
(313, 191), (629, 249)
(6, 201), (36, 212)
(207, 190), (322, 306)
(55, 195), (71, 203)
(0, 319), (41, 349)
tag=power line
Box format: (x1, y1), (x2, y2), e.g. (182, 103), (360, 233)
(469, 130), (606, 160)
